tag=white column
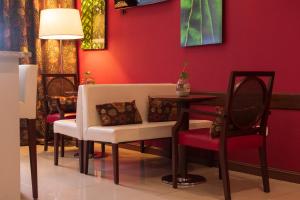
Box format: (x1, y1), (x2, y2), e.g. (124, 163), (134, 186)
(0, 51), (30, 200)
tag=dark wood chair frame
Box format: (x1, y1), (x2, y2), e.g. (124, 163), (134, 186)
(42, 73), (78, 153)
(20, 118), (38, 199)
(172, 71), (275, 200)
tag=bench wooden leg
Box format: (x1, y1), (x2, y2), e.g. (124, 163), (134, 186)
(78, 140), (84, 173)
(54, 133), (60, 166)
(75, 139), (79, 147)
(83, 141), (89, 174)
(89, 141), (94, 155)
(101, 142), (106, 157)
(27, 119), (38, 199)
(112, 144), (119, 184)
(140, 141), (145, 153)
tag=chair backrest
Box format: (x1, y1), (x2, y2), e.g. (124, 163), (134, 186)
(41, 73), (78, 114)
(80, 84), (176, 133)
(19, 64), (38, 119)
(224, 71), (275, 137)
(74, 85), (84, 139)
(42, 73), (78, 97)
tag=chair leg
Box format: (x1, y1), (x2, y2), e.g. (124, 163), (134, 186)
(83, 141), (89, 174)
(60, 135), (65, 157)
(208, 151), (215, 167)
(219, 150), (231, 200)
(259, 146), (270, 193)
(27, 119), (38, 199)
(168, 138), (172, 159)
(75, 139), (79, 148)
(44, 123), (49, 151)
(78, 140), (84, 173)
(140, 141), (145, 153)
(172, 137), (178, 188)
(54, 132), (60, 166)
(218, 161), (222, 180)
(112, 144), (119, 184)
(101, 142), (106, 157)
(90, 141), (95, 155)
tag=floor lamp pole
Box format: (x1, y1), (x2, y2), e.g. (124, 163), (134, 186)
(59, 39), (65, 96)
(59, 39), (64, 74)
(58, 2), (63, 74)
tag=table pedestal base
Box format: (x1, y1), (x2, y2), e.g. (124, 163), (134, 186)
(162, 174), (206, 187)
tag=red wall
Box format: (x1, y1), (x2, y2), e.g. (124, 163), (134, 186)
(77, 0), (300, 172)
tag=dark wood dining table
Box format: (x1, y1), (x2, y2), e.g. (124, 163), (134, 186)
(150, 94), (217, 186)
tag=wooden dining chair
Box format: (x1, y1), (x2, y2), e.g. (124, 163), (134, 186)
(42, 73), (78, 152)
(172, 71), (275, 200)
(19, 64), (38, 199)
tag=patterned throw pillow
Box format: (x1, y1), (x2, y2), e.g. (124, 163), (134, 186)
(47, 97), (59, 114)
(148, 97), (177, 122)
(47, 96), (77, 114)
(210, 106), (236, 138)
(96, 100), (142, 126)
(60, 96), (77, 113)
(210, 107), (224, 138)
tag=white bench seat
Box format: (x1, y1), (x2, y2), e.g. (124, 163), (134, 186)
(85, 120), (212, 143)
(54, 119), (78, 138)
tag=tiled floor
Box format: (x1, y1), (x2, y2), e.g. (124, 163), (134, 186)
(20, 145), (300, 200)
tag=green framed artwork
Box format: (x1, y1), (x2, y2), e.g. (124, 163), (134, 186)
(181, 0), (222, 47)
(81, 0), (106, 50)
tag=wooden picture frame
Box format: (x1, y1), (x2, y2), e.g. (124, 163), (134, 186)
(181, 0), (222, 47)
(81, 0), (106, 50)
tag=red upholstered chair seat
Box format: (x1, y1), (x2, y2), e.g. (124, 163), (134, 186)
(46, 113), (76, 123)
(179, 128), (263, 151)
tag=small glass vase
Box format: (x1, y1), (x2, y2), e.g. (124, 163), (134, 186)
(176, 77), (191, 97)
(81, 71), (95, 85)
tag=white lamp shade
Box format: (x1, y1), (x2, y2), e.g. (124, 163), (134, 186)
(39, 8), (84, 40)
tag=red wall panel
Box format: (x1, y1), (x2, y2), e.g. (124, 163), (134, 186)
(77, 0), (300, 172)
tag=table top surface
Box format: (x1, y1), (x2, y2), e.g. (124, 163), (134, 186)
(150, 94), (217, 102)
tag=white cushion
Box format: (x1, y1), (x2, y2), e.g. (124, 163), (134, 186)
(84, 120), (212, 143)
(19, 65), (38, 119)
(54, 119), (80, 139)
